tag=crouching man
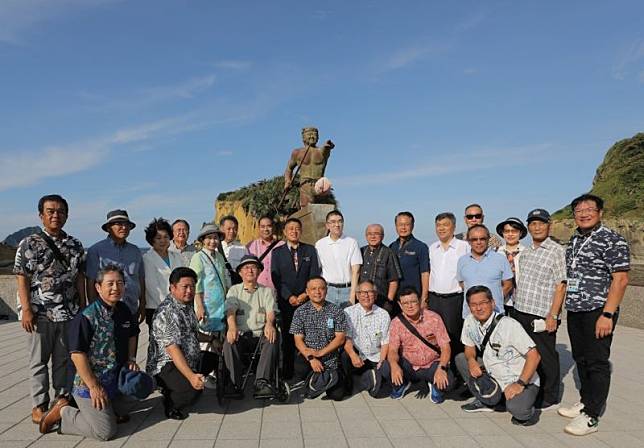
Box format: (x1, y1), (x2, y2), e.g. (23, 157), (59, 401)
(39, 265), (140, 440)
(456, 285), (541, 426)
(147, 267), (215, 420)
(224, 255), (279, 398)
(380, 287), (454, 402)
(290, 276), (348, 400)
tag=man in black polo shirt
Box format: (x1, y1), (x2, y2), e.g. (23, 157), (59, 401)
(290, 276), (348, 401)
(559, 194), (629, 436)
(389, 212), (430, 307)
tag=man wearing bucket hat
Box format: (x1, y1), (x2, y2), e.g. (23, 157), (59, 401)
(223, 255), (279, 398)
(86, 210), (145, 322)
(456, 285), (541, 426)
(39, 265), (140, 439)
(513, 208), (566, 412)
(495, 217), (528, 316)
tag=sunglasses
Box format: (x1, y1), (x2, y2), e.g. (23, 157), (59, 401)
(465, 214), (483, 219)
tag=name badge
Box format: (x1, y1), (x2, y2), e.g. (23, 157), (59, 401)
(404, 250), (416, 256)
(326, 318), (334, 329)
(567, 278), (580, 293)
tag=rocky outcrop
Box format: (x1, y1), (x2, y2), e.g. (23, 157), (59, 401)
(3, 226), (40, 247)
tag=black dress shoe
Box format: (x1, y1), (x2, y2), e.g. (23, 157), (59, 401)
(165, 408), (188, 420)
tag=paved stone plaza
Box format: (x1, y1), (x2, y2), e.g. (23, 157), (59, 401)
(1, 320), (643, 448)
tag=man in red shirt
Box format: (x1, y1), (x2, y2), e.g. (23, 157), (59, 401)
(380, 287), (454, 402)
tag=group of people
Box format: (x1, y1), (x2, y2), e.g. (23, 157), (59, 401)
(14, 192), (630, 440)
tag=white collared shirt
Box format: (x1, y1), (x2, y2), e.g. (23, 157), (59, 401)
(315, 234), (363, 284)
(221, 240), (248, 269)
(429, 237), (470, 294)
(344, 303), (390, 363)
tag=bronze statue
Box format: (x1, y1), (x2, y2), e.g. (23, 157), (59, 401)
(283, 127), (335, 208)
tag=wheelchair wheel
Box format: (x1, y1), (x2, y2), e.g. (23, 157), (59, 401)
(276, 380), (290, 403)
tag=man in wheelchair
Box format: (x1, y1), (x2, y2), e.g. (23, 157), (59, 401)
(223, 255), (279, 399)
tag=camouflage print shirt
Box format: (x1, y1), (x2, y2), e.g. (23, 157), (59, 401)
(13, 231), (85, 322)
(565, 225), (630, 312)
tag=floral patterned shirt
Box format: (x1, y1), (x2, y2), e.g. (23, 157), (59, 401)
(146, 294), (201, 376)
(13, 230), (85, 322)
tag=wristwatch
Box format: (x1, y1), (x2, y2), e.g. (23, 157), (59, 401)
(306, 354), (315, 361)
(439, 364), (449, 372)
(516, 378), (527, 387)
(602, 311), (614, 319)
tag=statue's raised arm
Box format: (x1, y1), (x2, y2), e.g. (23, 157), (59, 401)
(283, 127), (334, 209)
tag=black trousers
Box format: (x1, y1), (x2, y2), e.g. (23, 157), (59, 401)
(511, 309), (560, 405)
(279, 310), (295, 380)
(223, 333), (278, 386)
(380, 357), (455, 391)
(155, 352), (217, 412)
(567, 308), (618, 419)
(293, 355), (346, 401)
(340, 351), (381, 396)
(428, 292), (464, 365)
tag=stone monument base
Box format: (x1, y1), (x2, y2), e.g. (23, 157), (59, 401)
(290, 204), (334, 245)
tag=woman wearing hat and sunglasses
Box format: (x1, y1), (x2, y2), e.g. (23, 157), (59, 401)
(495, 218), (528, 316)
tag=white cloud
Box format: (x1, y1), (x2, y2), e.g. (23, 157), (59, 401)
(334, 144), (553, 187)
(214, 60), (252, 70)
(612, 38), (644, 81)
(0, 0), (120, 44)
(0, 141), (109, 191)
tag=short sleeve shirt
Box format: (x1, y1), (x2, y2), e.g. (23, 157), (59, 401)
(225, 284), (277, 336)
(457, 249), (513, 317)
(13, 231), (85, 322)
(315, 235), (363, 284)
(388, 310), (450, 369)
(85, 237), (144, 315)
(565, 225), (630, 312)
(359, 244), (402, 299)
(290, 301), (348, 369)
(389, 235), (430, 296)
(514, 238), (567, 317)
(68, 299), (139, 398)
(146, 294), (201, 376)
(344, 303), (391, 363)
(461, 313), (539, 390)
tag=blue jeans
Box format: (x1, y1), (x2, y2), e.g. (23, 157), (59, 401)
(326, 286), (351, 308)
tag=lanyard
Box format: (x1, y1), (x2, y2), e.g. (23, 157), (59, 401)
(570, 227), (600, 270)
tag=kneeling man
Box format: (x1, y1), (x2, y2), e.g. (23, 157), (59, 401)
(40, 265), (140, 440)
(290, 276), (348, 400)
(456, 285), (540, 426)
(381, 287), (454, 402)
(224, 255), (278, 398)
(147, 267), (213, 420)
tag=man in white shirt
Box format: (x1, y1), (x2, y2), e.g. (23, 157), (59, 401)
(428, 212), (470, 367)
(315, 210), (362, 308)
(169, 219), (196, 266)
(219, 215), (249, 284)
(341, 281), (390, 397)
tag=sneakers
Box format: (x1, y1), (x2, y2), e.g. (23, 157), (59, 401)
(511, 414), (538, 426)
(461, 399), (494, 413)
(538, 402), (560, 412)
(390, 381), (411, 400)
(558, 402), (584, 418)
(564, 412), (598, 436)
(428, 382), (445, 404)
(253, 379), (273, 399)
(204, 374), (217, 390)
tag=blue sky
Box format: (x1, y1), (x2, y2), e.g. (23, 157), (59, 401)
(1, 0), (643, 247)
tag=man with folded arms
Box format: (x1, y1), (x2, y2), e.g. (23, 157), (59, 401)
(381, 287), (453, 402)
(39, 265), (139, 440)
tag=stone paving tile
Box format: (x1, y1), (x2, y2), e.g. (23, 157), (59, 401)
(75, 437), (126, 448)
(298, 406), (338, 422)
(390, 436), (438, 448)
(0, 442), (31, 448)
(121, 440), (170, 448)
(173, 419), (221, 440)
(428, 435), (480, 447)
(217, 419), (261, 440)
(340, 418), (386, 438)
(214, 439), (258, 448)
(169, 440), (214, 448)
(346, 438), (393, 448)
(0, 422), (40, 442)
(301, 420), (343, 439)
(418, 418), (467, 437)
(474, 434), (522, 448)
(259, 438), (303, 448)
(260, 420), (302, 439)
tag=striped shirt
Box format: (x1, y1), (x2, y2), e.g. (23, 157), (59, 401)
(514, 238), (566, 317)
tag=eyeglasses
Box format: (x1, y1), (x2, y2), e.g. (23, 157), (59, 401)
(469, 300), (491, 308)
(400, 300), (419, 307)
(573, 207), (599, 216)
(468, 237), (488, 242)
(327, 219), (344, 225)
(111, 222), (130, 228)
(465, 214), (483, 219)
(356, 290), (376, 295)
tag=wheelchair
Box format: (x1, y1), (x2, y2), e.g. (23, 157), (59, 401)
(214, 325), (291, 405)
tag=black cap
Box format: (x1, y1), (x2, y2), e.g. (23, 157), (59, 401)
(495, 217), (527, 239)
(526, 209), (551, 223)
(235, 254), (264, 273)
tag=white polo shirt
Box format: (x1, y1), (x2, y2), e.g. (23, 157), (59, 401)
(429, 237), (470, 294)
(315, 234), (363, 284)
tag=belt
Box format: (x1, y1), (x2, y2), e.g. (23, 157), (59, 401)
(429, 291), (462, 298)
(328, 282), (351, 288)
